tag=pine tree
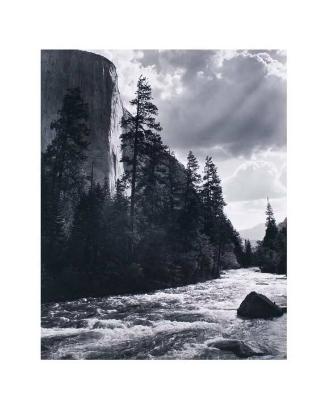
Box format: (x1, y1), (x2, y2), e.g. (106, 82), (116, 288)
(42, 88), (89, 274)
(201, 156), (226, 239)
(69, 177), (106, 274)
(109, 178), (131, 265)
(263, 199), (278, 248)
(244, 239), (253, 267)
(179, 151), (202, 236)
(45, 88), (89, 198)
(104, 177), (145, 291)
(120, 76), (162, 243)
(165, 150), (183, 222)
(265, 199), (275, 225)
(277, 224), (287, 275)
(201, 156), (226, 276)
(257, 202), (287, 274)
(185, 151), (201, 193)
(139, 130), (167, 227)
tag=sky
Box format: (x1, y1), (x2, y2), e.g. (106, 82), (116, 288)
(91, 49), (287, 231)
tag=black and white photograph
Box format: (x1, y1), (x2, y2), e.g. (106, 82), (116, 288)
(3, 1), (327, 407)
(41, 49), (287, 360)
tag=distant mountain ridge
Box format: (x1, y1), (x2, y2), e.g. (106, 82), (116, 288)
(240, 218), (287, 243)
(240, 223), (265, 242)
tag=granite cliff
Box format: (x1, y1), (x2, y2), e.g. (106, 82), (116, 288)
(41, 49), (124, 192)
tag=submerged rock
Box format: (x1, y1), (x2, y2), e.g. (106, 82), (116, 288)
(237, 291), (284, 318)
(208, 339), (264, 358)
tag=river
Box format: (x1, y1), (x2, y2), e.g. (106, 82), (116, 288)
(41, 268), (287, 359)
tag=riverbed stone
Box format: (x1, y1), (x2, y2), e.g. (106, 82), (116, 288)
(208, 339), (264, 358)
(237, 291), (284, 318)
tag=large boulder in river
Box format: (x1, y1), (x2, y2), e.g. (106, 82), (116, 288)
(237, 291), (284, 318)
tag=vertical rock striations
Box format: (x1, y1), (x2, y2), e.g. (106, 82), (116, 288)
(41, 49), (124, 192)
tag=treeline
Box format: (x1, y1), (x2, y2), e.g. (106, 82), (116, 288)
(42, 78), (253, 302)
(256, 203), (287, 274)
(240, 203), (287, 275)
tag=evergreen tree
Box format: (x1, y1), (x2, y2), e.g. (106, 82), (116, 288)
(170, 151), (205, 280)
(263, 199), (278, 248)
(243, 239), (253, 267)
(277, 224), (287, 275)
(229, 225), (244, 267)
(179, 151), (202, 239)
(45, 88), (89, 199)
(165, 150), (182, 221)
(185, 151), (201, 192)
(103, 178), (131, 268)
(201, 156), (226, 276)
(42, 88), (89, 274)
(139, 129), (167, 227)
(201, 156), (226, 240)
(256, 201), (287, 274)
(120, 76), (162, 243)
(69, 178), (106, 274)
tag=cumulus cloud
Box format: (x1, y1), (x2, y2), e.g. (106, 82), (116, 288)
(223, 158), (286, 202)
(237, 50), (287, 80)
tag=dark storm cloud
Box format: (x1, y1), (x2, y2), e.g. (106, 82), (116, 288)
(138, 50), (286, 158)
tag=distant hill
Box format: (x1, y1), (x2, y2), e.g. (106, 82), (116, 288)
(240, 218), (287, 244)
(239, 223), (266, 243)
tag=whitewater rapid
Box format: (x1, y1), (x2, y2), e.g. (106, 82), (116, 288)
(41, 268), (287, 359)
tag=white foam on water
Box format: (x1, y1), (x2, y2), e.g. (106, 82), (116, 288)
(85, 318), (126, 329)
(41, 327), (87, 338)
(41, 268), (287, 359)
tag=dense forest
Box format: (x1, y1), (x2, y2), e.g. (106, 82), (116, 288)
(41, 77), (286, 302)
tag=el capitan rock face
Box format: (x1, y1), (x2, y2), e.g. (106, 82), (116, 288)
(41, 49), (124, 192)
